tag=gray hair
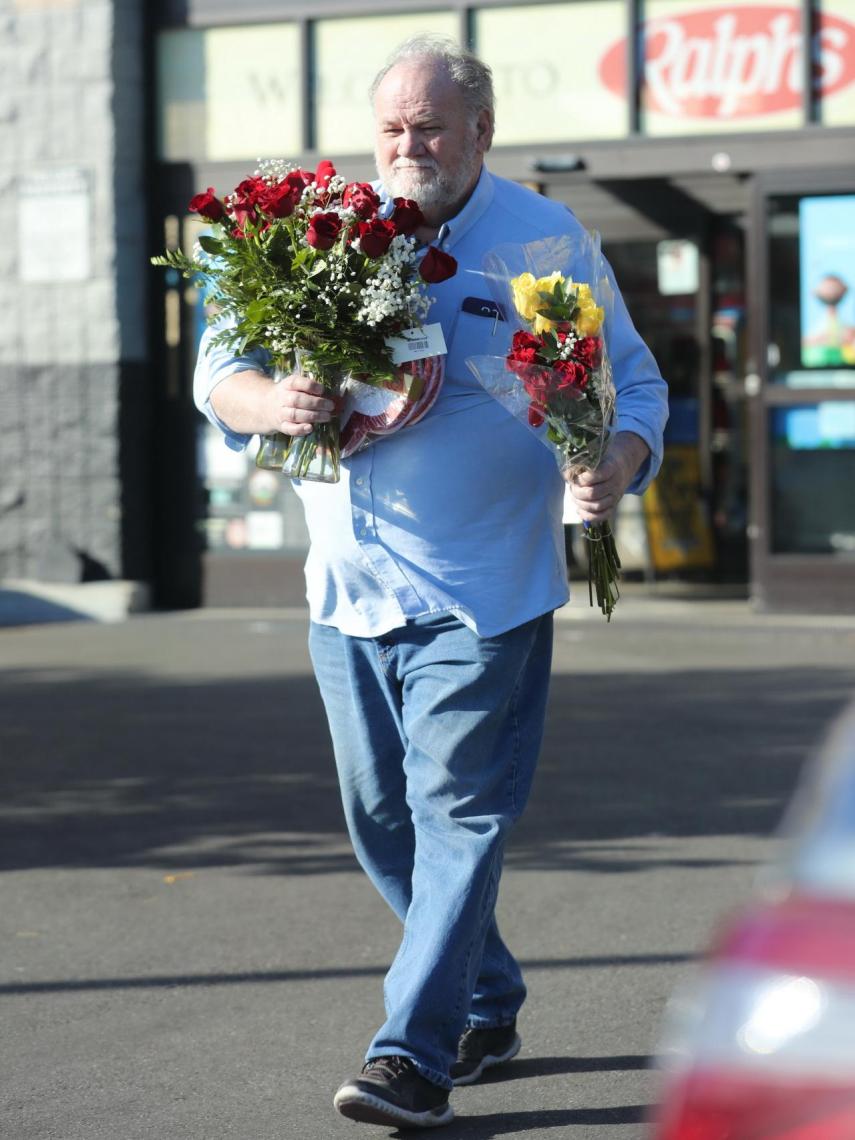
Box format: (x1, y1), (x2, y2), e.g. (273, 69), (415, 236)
(369, 34), (495, 120)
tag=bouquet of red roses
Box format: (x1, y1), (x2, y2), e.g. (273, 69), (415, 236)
(152, 159), (456, 483)
(467, 232), (621, 619)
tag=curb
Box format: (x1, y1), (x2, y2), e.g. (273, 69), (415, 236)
(0, 579), (150, 627)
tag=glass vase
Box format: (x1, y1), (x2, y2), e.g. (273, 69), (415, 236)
(255, 432), (291, 470)
(255, 367), (292, 470)
(280, 352), (344, 484)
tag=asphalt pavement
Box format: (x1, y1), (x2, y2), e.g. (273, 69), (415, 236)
(2, 595), (855, 1140)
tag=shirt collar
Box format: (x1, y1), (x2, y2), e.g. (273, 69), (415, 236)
(436, 165), (494, 251)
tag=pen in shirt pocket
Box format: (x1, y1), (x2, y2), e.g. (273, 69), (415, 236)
(461, 296), (505, 336)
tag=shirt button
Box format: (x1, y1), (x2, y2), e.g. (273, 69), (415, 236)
(355, 477), (365, 487)
(359, 527), (368, 538)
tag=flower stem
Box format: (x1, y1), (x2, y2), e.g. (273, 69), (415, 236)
(584, 521), (621, 621)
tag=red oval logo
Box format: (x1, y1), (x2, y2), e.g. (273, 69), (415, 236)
(599, 5), (855, 118)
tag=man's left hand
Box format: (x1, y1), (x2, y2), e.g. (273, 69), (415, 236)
(563, 431), (651, 524)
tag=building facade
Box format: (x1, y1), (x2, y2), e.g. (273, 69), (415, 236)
(3, 0), (855, 612)
(1, 0), (150, 598)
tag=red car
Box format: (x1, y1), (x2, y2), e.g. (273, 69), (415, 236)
(652, 704), (855, 1140)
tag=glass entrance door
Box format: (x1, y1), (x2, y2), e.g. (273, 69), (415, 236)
(603, 217), (749, 583)
(748, 171), (855, 612)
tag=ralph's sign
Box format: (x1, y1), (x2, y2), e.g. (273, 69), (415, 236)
(600, 5), (855, 119)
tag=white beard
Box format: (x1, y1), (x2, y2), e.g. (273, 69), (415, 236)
(376, 149), (481, 218)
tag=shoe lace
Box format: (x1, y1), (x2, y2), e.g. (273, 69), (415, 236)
(363, 1055), (416, 1080)
(456, 1026), (481, 1060)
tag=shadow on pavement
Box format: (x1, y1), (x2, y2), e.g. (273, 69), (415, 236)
(480, 1054), (652, 1082)
(1, 663), (854, 874)
(0, 955), (691, 997)
(391, 1103), (653, 1137)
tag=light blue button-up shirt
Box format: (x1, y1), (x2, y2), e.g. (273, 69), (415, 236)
(194, 167), (668, 637)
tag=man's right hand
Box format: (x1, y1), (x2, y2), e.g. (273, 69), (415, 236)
(210, 368), (338, 437)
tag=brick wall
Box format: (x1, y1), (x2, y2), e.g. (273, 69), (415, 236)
(0, 0), (149, 584)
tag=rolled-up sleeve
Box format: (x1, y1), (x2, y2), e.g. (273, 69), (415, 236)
(193, 321), (272, 453)
(605, 267), (669, 494)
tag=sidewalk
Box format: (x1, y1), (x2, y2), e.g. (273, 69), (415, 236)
(2, 607), (855, 1139)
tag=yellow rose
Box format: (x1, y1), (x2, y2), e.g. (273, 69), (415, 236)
(530, 272), (565, 333)
(571, 283), (603, 335)
(511, 271), (567, 325)
(576, 301), (604, 336)
(510, 273), (540, 321)
(534, 271), (564, 297)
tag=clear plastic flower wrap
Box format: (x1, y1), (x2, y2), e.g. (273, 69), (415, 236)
(466, 231), (622, 619)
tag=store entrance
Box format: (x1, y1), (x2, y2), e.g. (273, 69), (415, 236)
(603, 218), (749, 583)
(748, 169), (855, 613)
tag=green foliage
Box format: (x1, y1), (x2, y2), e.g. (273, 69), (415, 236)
(535, 280), (580, 326)
(151, 206), (418, 382)
(150, 249), (197, 276)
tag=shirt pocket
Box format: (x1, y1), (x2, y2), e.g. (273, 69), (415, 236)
(445, 306), (513, 394)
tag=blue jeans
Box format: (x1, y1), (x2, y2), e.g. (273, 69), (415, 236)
(308, 611), (554, 1089)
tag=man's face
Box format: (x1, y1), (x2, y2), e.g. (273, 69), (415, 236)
(373, 59), (492, 225)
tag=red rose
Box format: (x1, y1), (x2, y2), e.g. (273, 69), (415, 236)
(509, 330), (542, 359)
(257, 181), (298, 219)
(188, 187), (225, 223)
(419, 246), (457, 284)
(314, 160), (336, 190)
(506, 331), (543, 377)
(233, 176), (265, 203)
(306, 211), (343, 250)
(391, 198), (424, 236)
(520, 367), (557, 405)
(358, 218), (396, 258)
(230, 176), (266, 228)
(553, 359), (589, 392)
(286, 169), (313, 195)
(573, 335), (602, 370)
(231, 203), (255, 229)
(343, 182), (381, 219)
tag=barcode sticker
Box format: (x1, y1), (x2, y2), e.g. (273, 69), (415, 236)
(385, 323), (447, 365)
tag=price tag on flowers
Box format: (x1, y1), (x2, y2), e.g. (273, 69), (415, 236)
(386, 324), (447, 365)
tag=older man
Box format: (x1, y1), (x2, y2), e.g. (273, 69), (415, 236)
(195, 35), (667, 1131)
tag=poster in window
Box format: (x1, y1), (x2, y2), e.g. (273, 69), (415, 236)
(643, 445), (715, 572)
(800, 194), (855, 368)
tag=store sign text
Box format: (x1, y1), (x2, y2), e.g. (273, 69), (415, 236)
(599, 6), (855, 118)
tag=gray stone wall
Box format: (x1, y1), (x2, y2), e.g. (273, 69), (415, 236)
(0, 0), (148, 584)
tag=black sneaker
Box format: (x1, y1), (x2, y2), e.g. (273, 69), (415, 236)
(450, 1021), (521, 1086)
(333, 1055), (454, 1128)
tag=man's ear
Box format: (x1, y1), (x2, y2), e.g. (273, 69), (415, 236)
(475, 109), (494, 153)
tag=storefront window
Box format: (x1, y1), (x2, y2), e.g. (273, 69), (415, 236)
(640, 0), (807, 134)
(314, 12), (458, 154)
(176, 212), (309, 556)
(199, 424), (310, 555)
(816, 0), (855, 125)
(156, 24), (301, 162)
(770, 402), (855, 553)
(475, 2), (626, 145)
(768, 192), (855, 386)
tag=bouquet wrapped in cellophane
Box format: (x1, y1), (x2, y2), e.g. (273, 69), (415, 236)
(152, 159), (456, 483)
(466, 231), (621, 619)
